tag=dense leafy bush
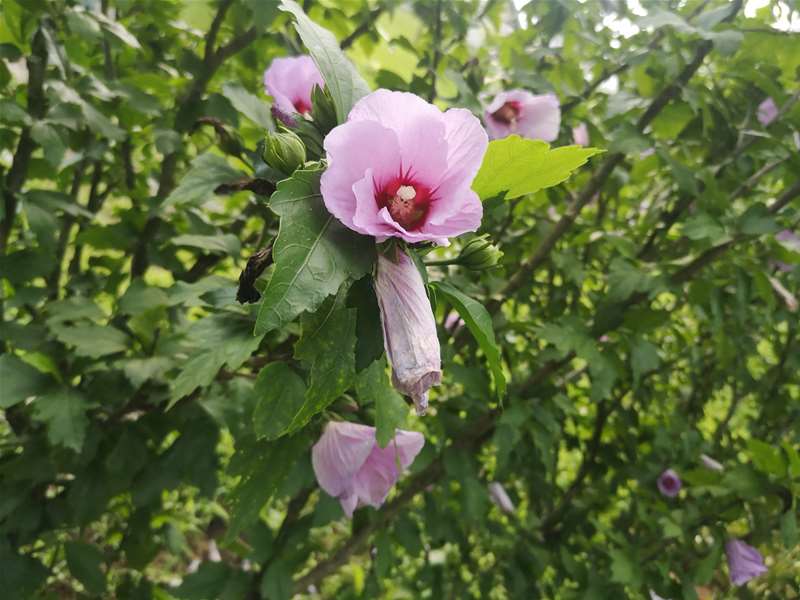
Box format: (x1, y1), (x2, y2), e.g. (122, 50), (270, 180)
(1, 0), (798, 598)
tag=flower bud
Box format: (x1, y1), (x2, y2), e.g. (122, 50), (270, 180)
(262, 129), (306, 175)
(458, 235), (503, 270)
(374, 249), (441, 415)
(310, 84), (337, 136)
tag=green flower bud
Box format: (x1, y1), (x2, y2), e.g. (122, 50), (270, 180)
(310, 85), (337, 135)
(458, 235), (504, 270)
(263, 129), (306, 175)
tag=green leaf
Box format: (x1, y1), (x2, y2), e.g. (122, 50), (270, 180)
(348, 275), (384, 372)
(739, 203), (780, 235)
(65, 542), (106, 595)
(356, 357), (408, 447)
(222, 82), (273, 129)
(0, 545), (49, 598)
(119, 281), (169, 315)
(781, 509), (798, 549)
(30, 122), (65, 167)
(252, 362), (307, 440)
(607, 258), (652, 302)
(747, 439), (786, 476)
(173, 562), (230, 600)
(255, 167), (374, 335)
(90, 9), (141, 49)
(0, 99), (31, 125)
(260, 559), (292, 600)
(433, 281), (506, 396)
(0, 354), (51, 408)
(286, 293), (357, 432)
(171, 233), (241, 256)
(472, 136), (603, 200)
(49, 81), (125, 141)
(51, 323), (129, 357)
(168, 350), (225, 409)
(682, 214), (726, 242)
(279, 0), (371, 123)
(692, 542), (722, 585)
(609, 548), (642, 587)
(631, 339), (660, 386)
(162, 153), (245, 208)
(225, 434), (307, 541)
(33, 389), (89, 452)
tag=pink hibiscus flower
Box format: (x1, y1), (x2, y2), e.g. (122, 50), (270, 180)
(320, 89), (488, 246)
(263, 55), (324, 125)
(312, 421), (424, 518)
(484, 90), (560, 141)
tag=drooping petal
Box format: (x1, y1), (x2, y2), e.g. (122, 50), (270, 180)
(726, 539), (768, 586)
(311, 421), (376, 499)
(374, 250), (441, 413)
(700, 454), (724, 472)
(352, 429), (425, 508)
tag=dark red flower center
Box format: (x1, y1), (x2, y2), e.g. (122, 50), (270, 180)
(491, 100), (521, 125)
(293, 99), (312, 114)
(376, 178), (433, 230)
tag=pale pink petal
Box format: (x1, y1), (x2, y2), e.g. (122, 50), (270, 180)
(438, 107), (489, 191)
(572, 122), (589, 146)
(311, 421), (376, 498)
(424, 187), (483, 238)
(321, 121), (401, 234)
(353, 430), (424, 508)
(264, 55), (323, 116)
(516, 93), (561, 141)
(351, 171), (397, 237)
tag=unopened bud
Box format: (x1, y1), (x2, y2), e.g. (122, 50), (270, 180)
(310, 84), (337, 135)
(458, 235), (503, 270)
(263, 129), (306, 175)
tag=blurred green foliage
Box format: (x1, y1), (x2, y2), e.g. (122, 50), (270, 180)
(1, 0), (799, 599)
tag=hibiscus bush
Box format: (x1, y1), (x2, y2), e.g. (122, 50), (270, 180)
(1, 0), (799, 598)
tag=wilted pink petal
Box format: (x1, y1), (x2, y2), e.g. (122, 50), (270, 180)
(484, 90), (560, 141)
(311, 421), (424, 517)
(757, 97), (778, 126)
(768, 276), (798, 312)
(374, 249), (441, 414)
(572, 122), (589, 146)
(264, 56), (324, 122)
(726, 539), (767, 586)
(657, 468), (681, 497)
(321, 90), (487, 244)
(488, 482), (515, 513)
(700, 454), (724, 472)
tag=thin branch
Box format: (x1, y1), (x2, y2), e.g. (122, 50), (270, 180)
(340, 5), (384, 50)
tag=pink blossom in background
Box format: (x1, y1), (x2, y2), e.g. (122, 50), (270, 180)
(375, 249), (441, 414)
(700, 454), (724, 472)
(321, 89), (487, 245)
(488, 482), (515, 514)
(263, 55), (324, 125)
(572, 122), (589, 146)
(726, 539), (767, 586)
(776, 229), (800, 251)
(657, 468), (681, 497)
(312, 421), (424, 518)
(757, 97), (778, 126)
(444, 311), (465, 333)
(768, 276), (798, 312)
(484, 90), (560, 141)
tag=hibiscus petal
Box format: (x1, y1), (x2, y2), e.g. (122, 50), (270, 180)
(311, 421), (376, 498)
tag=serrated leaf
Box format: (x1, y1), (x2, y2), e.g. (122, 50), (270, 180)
(222, 82), (273, 129)
(65, 542), (106, 595)
(286, 294), (357, 432)
(163, 153), (245, 209)
(433, 281), (506, 396)
(356, 357), (407, 447)
(168, 350), (224, 410)
(33, 389), (88, 452)
(279, 0), (371, 123)
(252, 362), (307, 440)
(255, 167), (374, 335)
(472, 136), (603, 200)
(0, 354), (52, 409)
(225, 434), (307, 541)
